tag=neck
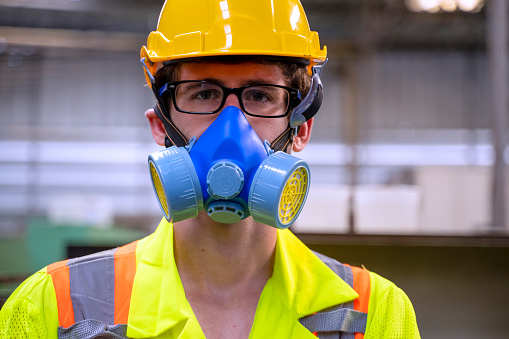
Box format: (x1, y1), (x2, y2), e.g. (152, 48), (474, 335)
(173, 212), (277, 300)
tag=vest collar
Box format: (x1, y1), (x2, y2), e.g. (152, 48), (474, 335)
(127, 219), (358, 338)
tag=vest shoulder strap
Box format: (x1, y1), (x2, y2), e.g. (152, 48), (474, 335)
(47, 241), (138, 337)
(299, 252), (371, 339)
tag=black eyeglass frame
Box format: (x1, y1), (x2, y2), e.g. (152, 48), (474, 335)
(158, 80), (301, 118)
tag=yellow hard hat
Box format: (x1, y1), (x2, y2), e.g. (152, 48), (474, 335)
(141, 0), (327, 84)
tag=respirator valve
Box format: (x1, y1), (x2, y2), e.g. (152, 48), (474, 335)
(207, 162), (244, 199)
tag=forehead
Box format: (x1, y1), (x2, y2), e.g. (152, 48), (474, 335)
(177, 61), (286, 86)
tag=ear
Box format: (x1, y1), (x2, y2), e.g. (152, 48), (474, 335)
(292, 118), (313, 152)
(145, 108), (166, 146)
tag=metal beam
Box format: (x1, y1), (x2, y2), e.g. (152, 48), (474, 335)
(0, 26), (145, 51)
(487, 0), (509, 231)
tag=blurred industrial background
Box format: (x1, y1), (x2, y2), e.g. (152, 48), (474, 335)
(1, 0), (508, 337)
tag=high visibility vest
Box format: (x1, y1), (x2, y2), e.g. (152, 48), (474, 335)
(47, 242), (369, 339)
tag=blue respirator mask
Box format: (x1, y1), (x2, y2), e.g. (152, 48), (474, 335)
(149, 106), (309, 229)
(145, 61), (325, 229)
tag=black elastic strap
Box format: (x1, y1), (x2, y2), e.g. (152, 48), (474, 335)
(153, 101), (188, 148)
(152, 80), (188, 148)
(270, 125), (296, 153)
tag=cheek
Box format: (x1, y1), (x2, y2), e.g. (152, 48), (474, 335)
(248, 116), (289, 143)
(171, 110), (218, 141)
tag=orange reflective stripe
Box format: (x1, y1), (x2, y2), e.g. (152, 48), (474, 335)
(47, 260), (74, 328)
(350, 266), (370, 313)
(113, 241), (138, 325)
(345, 264), (371, 339)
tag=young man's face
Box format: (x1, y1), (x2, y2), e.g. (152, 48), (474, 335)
(169, 61), (290, 144)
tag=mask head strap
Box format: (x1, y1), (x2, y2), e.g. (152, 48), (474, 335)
(153, 100), (188, 148)
(141, 57), (188, 148)
(270, 125), (297, 153)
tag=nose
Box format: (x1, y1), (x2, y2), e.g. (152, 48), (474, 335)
(223, 93), (242, 110)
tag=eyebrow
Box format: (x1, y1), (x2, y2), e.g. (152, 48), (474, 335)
(200, 77), (278, 87)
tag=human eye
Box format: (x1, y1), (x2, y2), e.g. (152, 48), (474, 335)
(182, 83), (219, 100)
(177, 83), (221, 101)
(175, 82), (223, 113)
(242, 86), (289, 117)
(243, 87), (275, 104)
(192, 88), (221, 101)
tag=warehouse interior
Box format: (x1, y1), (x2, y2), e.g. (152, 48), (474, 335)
(1, 0), (508, 337)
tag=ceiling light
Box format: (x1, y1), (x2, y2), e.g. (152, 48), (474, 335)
(440, 0), (458, 12)
(457, 0), (485, 12)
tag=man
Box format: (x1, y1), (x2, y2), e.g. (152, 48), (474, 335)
(0, 1), (420, 338)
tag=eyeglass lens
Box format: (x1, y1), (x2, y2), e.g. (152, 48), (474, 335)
(174, 82), (289, 117)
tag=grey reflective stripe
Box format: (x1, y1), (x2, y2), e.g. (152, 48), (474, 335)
(312, 250), (354, 288)
(299, 308), (368, 334)
(300, 252), (368, 339)
(319, 334), (341, 339)
(67, 248), (117, 324)
(58, 319), (128, 339)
